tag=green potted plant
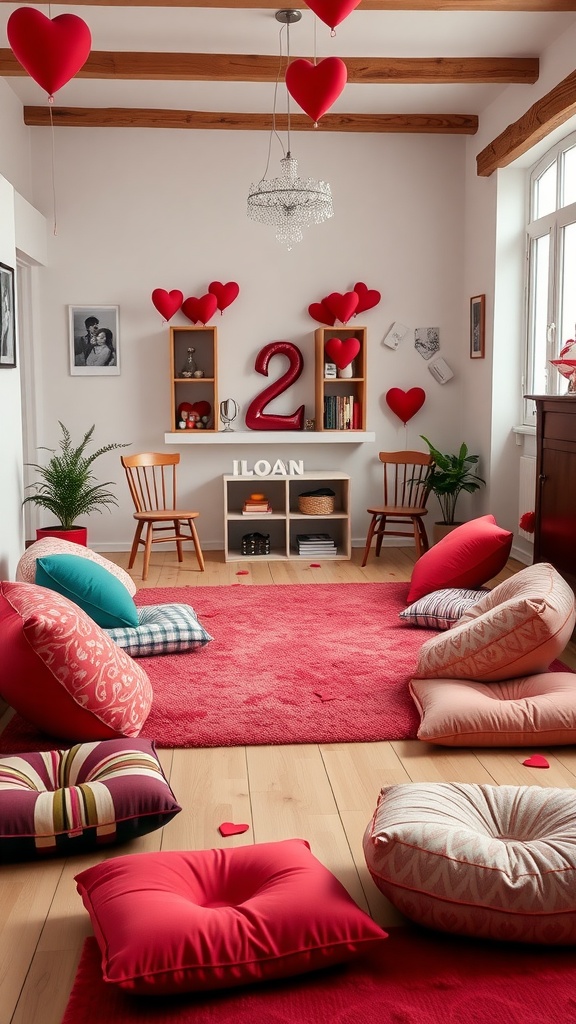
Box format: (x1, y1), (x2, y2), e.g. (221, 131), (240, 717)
(420, 435), (486, 543)
(23, 422), (130, 546)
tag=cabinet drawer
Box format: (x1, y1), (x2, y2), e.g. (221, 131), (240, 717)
(542, 411), (576, 443)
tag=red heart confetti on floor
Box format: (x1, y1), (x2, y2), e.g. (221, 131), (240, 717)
(522, 754), (550, 769)
(218, 822), (250, 837)
(236, 570), (249, 575)
(310, 563), (321, 568)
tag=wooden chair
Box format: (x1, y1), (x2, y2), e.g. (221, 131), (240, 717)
(361, 451), (435, 567)
(121, 452), (205, 581)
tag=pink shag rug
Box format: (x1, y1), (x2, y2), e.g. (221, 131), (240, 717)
(0, 582), (434, 751)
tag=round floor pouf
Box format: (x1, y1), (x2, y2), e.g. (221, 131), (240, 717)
(363, 782), (576, 944)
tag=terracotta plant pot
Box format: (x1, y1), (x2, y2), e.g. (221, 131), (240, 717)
(36, 526), (88, 547)
(432, 522), (463, 545)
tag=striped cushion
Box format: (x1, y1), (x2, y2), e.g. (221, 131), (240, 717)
(399, 588), (488, 630)
(105, 603), (212, 657)
(0, 738), (181, 860)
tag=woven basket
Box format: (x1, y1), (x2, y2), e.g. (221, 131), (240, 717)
(298, 494), (335, 515)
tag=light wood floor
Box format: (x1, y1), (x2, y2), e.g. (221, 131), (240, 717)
(2, 548), (576, 1024)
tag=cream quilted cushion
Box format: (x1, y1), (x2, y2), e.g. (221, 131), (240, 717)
(16, 538), (136, 596)
(363, 782), (576, 944)
(414, 562), (575, 682)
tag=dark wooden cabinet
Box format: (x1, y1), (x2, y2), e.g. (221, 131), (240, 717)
(527, 395), (576, 592)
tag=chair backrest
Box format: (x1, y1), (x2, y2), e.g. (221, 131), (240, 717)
(378, 451), (434, 509)
(121, 452), (180, 513)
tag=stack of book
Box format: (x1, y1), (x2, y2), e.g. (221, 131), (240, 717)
(296, 533), (338, 557)
(323, 395), (362, 430)
(242, 495), (272, 515)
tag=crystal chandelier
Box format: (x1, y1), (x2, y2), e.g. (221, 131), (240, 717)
(246, 9), (333, 251)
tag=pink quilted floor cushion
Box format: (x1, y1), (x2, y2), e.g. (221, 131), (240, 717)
(16, 537), (136, 596)
(0, 582), (152, 741)
(364, 782), (576, 944)
(415, 562), (576, 682)
(410, 672), (576, 746)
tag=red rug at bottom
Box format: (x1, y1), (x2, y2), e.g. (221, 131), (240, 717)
(61, 928), (576, 1024)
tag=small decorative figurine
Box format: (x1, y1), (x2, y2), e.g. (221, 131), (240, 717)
(180, 347), (197, 378)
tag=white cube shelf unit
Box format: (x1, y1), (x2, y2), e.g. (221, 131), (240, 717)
(223, 471), (351, 562)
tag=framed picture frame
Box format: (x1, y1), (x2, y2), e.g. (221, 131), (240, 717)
(69, 305), (120, 376)
(0, 262), (16, 368)
(470, 294), (485, 359)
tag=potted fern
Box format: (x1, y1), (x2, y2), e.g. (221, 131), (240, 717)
(420, 435), (486, 543)
(23, 422), (130, 545)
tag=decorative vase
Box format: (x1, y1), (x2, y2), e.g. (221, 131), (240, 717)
(36, 526), (88, 546)
(337, 363), (354, 379)
(432, 522), (463, 545)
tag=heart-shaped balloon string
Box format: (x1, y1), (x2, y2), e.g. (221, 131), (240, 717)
(305, 0), (362, 31)
(7, 7), (92, 97)
(208, 281), (240, 313)
(385, 387), (426, 425)
(182, 293), (218, 325)
(151, 288), (183, 321)
(324, 291), (359, 325)
(354, 282), (381, 315)
(285, 57), (347, 124)
(324, 336), (360, 370)
(308, 300), (336, 326)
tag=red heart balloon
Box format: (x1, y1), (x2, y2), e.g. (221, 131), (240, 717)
(522, 755), (550, 769)
(324, 336), (360, 370)
(385, 387), (426, 424)
(324, 291), (359, 325)
(285, 57), (347, 124)
(354, 282), (381, 315)
(308, 300), (336, 326)
(208, 281), (240, 312)
(7, 8), (91, 96)
(182, 294), (218, 325)
(218, 822), (250, 837)
(305, 0), (362, 30)
(190, 401), (211, 419)
(151, 288), (183, 321)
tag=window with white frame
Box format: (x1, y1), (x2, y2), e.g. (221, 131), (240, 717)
(524, 131), (576, 424)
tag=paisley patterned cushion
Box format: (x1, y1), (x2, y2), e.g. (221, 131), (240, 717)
(0, 581), (152, 741)
(16, 537), (136, 596)
(364, 782), (576, 944)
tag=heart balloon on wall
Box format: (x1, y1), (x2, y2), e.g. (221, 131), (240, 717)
(324, 291), (359, 325)
(353, 282), (381, 315)
(308, 300), (336, 326)
(181, 293), (218, 325)
(208, 281), (240, 313)
(385, 387), (426, 425)
(7, 7), (92, 97)
(285, 57), (347, 124)
(305, 0), (362, 31)
(151, 289), (183, 321)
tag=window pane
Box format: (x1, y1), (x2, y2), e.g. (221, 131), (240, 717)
(529, 233), (550, 395)
(533, 162), (557, 219)
(561, 146), (576, 208)
(557, 222), (576, 394)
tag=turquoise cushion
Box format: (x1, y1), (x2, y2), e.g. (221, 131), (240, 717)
(35, 554), (139, 629)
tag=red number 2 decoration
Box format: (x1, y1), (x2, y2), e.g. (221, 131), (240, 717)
(245, 341), (305, 431)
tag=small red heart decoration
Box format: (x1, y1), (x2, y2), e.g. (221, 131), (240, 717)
(151, 288), (183, 321)
(7, 8), (91, 97)
(305, 0), (362, 30)
(208, 281), (240, 313)
(286, 57), (347, 124)
(182, 293), (218, 325)
(218, 821), (250, 837)
(385, 387), (426, 424)
(324, 336), (360, 370)
(308, 301), (336, 326)
(324, 291), (359, 325)
(522, 755), (550, 769)
(354, 282), (381, 315)
(190, 401), (211, 419)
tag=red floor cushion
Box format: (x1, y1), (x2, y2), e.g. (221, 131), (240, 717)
(75, 839), (388, 995)
(407, 515), (513, 604)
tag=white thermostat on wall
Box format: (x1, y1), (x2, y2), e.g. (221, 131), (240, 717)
(428, 357), (455, 385)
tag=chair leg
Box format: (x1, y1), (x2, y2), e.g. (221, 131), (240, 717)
(128, 521), (144, 570)
(361, 515), (379, 567)
(142, 523), (154, 581)
(414, 518), (429, 559)
(188, 519), (205, 571)
(173, 519), (184, 562)
(375, 517), (387, 558)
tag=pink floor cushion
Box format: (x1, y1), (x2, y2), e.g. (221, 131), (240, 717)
(363, 782), (576, 944)
(75, 839), (388, 995)
(410, 672), (576, 746)
(16, 536), (136, 596)
(407, 515), (513, 604)
(414, 562), (576, 682)
(0, 738), (180, 861)
(0, 581), (152, 742)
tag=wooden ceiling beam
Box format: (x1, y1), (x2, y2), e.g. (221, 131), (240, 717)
(477, 68), (576, 174)
(0, 52), (539, 84)
(1, 1), (573, 10)
(23, 106), (479, 133)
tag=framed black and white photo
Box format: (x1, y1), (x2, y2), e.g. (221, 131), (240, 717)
(470, 294), (485, 359)
(0, 262), (16, 368)
(69, 305), (120, 376)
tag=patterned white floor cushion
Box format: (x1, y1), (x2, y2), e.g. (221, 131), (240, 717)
(17, 537), (136, 596)
(105, 603), (212, 657)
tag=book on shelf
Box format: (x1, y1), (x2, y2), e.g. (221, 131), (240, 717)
(242, 508), (272, 515)
(322, 394), (361, 430)
(296, 533), (335, 544)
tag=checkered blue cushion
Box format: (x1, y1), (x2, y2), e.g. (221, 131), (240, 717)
(105, 604), (212, 657)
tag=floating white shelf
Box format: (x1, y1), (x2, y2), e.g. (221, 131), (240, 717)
(165, 431), (376, 445)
